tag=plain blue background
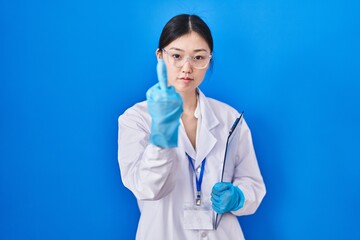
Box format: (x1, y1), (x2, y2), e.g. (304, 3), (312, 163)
(1, 0), (360, 239)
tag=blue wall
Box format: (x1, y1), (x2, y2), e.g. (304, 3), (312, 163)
(1, 1), (359, 239)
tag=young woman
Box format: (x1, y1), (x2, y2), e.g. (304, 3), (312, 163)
(118, 14), (266, 240)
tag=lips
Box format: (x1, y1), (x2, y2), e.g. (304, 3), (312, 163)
(179, 77), (194, 81)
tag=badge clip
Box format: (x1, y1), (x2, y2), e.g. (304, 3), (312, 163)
(196, 191), (201, 206)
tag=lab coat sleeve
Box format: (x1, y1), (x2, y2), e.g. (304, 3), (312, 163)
(231, 119), (266, 216)
(118, 104), (179, 201)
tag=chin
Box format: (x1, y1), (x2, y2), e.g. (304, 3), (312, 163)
(174, 85), (197, 94)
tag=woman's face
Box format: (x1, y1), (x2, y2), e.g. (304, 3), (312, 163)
(157, 31), (211, 95)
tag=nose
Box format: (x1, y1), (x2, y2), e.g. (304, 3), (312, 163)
(181, 58), (193, 74)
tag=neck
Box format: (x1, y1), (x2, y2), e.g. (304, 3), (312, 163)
(180, 90), (198, 115)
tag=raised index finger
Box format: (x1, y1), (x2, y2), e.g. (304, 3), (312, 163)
(156, 59), (168, 90)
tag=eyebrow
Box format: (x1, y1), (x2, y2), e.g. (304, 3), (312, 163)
(168, 47), (209, 53)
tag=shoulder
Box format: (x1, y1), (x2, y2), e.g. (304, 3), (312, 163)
(207, 97), (243, 128)
(206, 97), (239, 115)
(199, 90), (240, 121)
(118, 101), (150, 127)
(122, 100), (148, 115)
(198, 90), (251, 133)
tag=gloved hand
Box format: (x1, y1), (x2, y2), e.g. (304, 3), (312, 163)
(146, 59), (183, 148)
(211, 182), (245, 214)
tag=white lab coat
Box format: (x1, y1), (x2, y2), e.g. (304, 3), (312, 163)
(118, 89), (266, 240)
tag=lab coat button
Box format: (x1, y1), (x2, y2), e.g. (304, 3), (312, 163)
(201, 232), (207, 238)
(197, 167), (201, 174)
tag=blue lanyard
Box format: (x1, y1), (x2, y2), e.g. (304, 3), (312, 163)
(186, 153), (206, 206)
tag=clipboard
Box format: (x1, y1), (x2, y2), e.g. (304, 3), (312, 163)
(214, 111), (244, 230)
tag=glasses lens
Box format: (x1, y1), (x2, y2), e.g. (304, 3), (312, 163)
(165, 49), (211, 69)
(192, 54), (210, 69)
(165, 50), (184, 67)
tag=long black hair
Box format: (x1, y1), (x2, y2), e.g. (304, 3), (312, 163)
(158, 14), (213, 53)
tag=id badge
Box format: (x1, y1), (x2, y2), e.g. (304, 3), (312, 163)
(183, 202), (214, 230)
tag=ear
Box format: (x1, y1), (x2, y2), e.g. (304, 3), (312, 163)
(155, 48), (163, 60)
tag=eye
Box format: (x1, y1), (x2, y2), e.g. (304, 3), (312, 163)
(171, 53), (182, 60)
(194, 55), (205, 61)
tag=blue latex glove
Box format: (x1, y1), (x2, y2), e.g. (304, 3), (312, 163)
(211, 182), (245, 214)
(146, 59), (183, 148)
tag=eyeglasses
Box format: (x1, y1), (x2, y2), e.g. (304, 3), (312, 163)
(162, 48), (212, 70)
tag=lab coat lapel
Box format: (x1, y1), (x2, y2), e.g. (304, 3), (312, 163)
(194, 90), (219, 168)
(178, 124), (196, 159)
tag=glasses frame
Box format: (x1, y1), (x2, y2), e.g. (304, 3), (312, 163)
(162, 48), (212, 70)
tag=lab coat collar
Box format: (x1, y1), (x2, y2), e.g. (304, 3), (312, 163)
(197, 89), (219, 131)
(179, 89), (219, 168)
